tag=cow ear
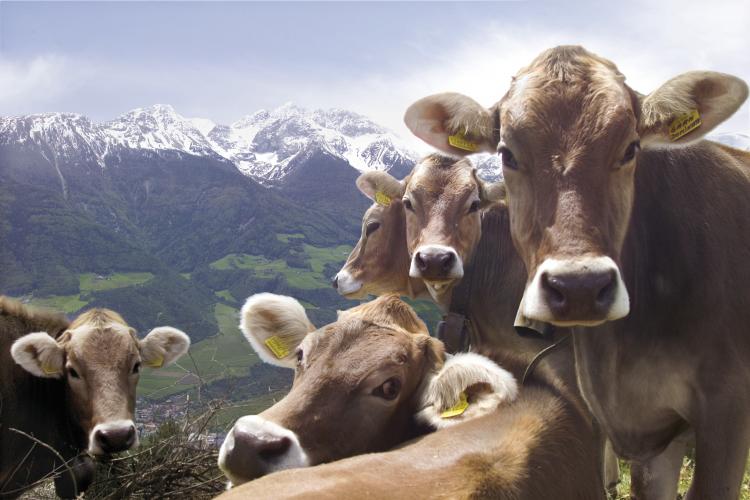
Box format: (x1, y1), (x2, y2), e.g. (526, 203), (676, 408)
(404, 93), (497, 156)
(140, 327), (191, 369)
(416, 352), (518, 429)
(240, 293), (315, 369)
(639, 71), (748, 148)
(11, 332), (65, 378)
(473, 169), (506, 208)
(356, 171), (404, 205)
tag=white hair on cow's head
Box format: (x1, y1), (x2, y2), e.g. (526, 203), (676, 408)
(416, 352), (519, 429)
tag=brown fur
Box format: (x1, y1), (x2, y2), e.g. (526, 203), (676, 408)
(218, 351), (603, 500)
(337, 199), (427, 299)
(0, 298), (82, 498)
(0, 297), (185, 498)
(339, 158), (613, 491)
(406, 46), (750, 499)
(242, 295), (444, 476)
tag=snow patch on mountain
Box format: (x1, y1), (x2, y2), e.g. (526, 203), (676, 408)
(204, 103), (417, 184)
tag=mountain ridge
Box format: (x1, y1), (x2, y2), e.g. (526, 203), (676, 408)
(0, 103), (420, 186)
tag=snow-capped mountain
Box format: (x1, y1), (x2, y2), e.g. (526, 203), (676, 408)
(0, 103), (418, 185)
(2, 105), (746, 187)
(197, 103), (417, 183)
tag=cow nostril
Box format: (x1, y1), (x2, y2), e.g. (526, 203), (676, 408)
(332, 275), (339, 289)
(96, 426), (136, 453)
(124, 426), (136, 447)
(439, 252), (455, 272)
(595, 271), (617, 307)
(541, 273), (566, 308)
(415, 252), (427, 272)
(257, 436), (291, 460)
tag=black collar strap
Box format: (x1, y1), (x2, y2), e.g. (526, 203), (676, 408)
(435, 263), (475, 354)
(436, 312), (471, 354)
(521, 333), (571, 385)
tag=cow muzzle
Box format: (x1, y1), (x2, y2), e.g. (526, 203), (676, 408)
(219, 416), (309, 487)
(89, 419), (137, 455)
(520, 256), (629, 326)
(410, 245), (463, 286)
(332, 269), (365, 298)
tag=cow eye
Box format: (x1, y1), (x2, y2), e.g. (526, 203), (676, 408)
(402, 198), (414, 212)
(132, 362), (141, 375)
(373, 377), (401, 401)
(499, 147), (518, 170)
(295, 349), (304, 364)
(621, 140), (640, 165)
(68, 367), (80, 379)
(365, 221), (380, 236)
(468, 200), (481, 213)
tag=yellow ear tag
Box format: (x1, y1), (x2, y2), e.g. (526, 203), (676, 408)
(42, 364), (60, 376)
(374, 191), (392, 207)
(146, 355), (164, 368)
(440, 391), (470, 419)
(265, 335), (290, 359)
(669, 109), (702, 141)
(448, 132), (480, 152)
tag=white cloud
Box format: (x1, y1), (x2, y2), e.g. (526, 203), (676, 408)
(3, 0), (747, 153)
(0, 56), (96, 114)
(337, 1), (750, 150)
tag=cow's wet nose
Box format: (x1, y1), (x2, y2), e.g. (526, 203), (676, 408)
(413, 248), (458, 279)
(223, 427), (291, 482)
(94, 424), (136, 454)
(541, 269), (616, 319)
(331, 274), (339, 289)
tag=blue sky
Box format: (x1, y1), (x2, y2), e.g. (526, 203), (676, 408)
(1, 0), (748, 143)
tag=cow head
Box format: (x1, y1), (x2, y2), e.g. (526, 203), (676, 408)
(11, 308), (190, 455)
(218, 293), (518, 487)
(356, 156), (504, 302)
(405, 45), (748, 326)
(333, 172), (413, 298)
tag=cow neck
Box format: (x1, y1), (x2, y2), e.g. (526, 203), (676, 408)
(438, 206), (553, 357)
(618, 145), (729, 339)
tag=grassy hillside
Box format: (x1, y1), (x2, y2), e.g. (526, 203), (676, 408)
(137, 303), (258, 399)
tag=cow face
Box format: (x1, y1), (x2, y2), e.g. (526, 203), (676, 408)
(11, 309), (190, 455)
(405, 45), (748, 326)
(218, 293), (518, 487)
(373, 155), (504, 301)
(333, 172), (411, 298)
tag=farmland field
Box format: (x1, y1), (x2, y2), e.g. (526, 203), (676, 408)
(209, 242), (351, 290)
(137, 303), (257, 399)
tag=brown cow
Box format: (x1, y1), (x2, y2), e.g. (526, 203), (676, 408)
(404, 45), (750, 499)
(347, 157), (619, 490)
(218, 323), (604, 499)
(332, 181), (426, 300)
(0, 297), (190, 498)
(218, 293), (520, 487)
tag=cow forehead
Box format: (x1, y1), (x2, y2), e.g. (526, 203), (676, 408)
(66, 313), (138, 363)
(503, 48), (632, 139)
(303, 319), (417, 370)
(409, 157), (476, 200)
